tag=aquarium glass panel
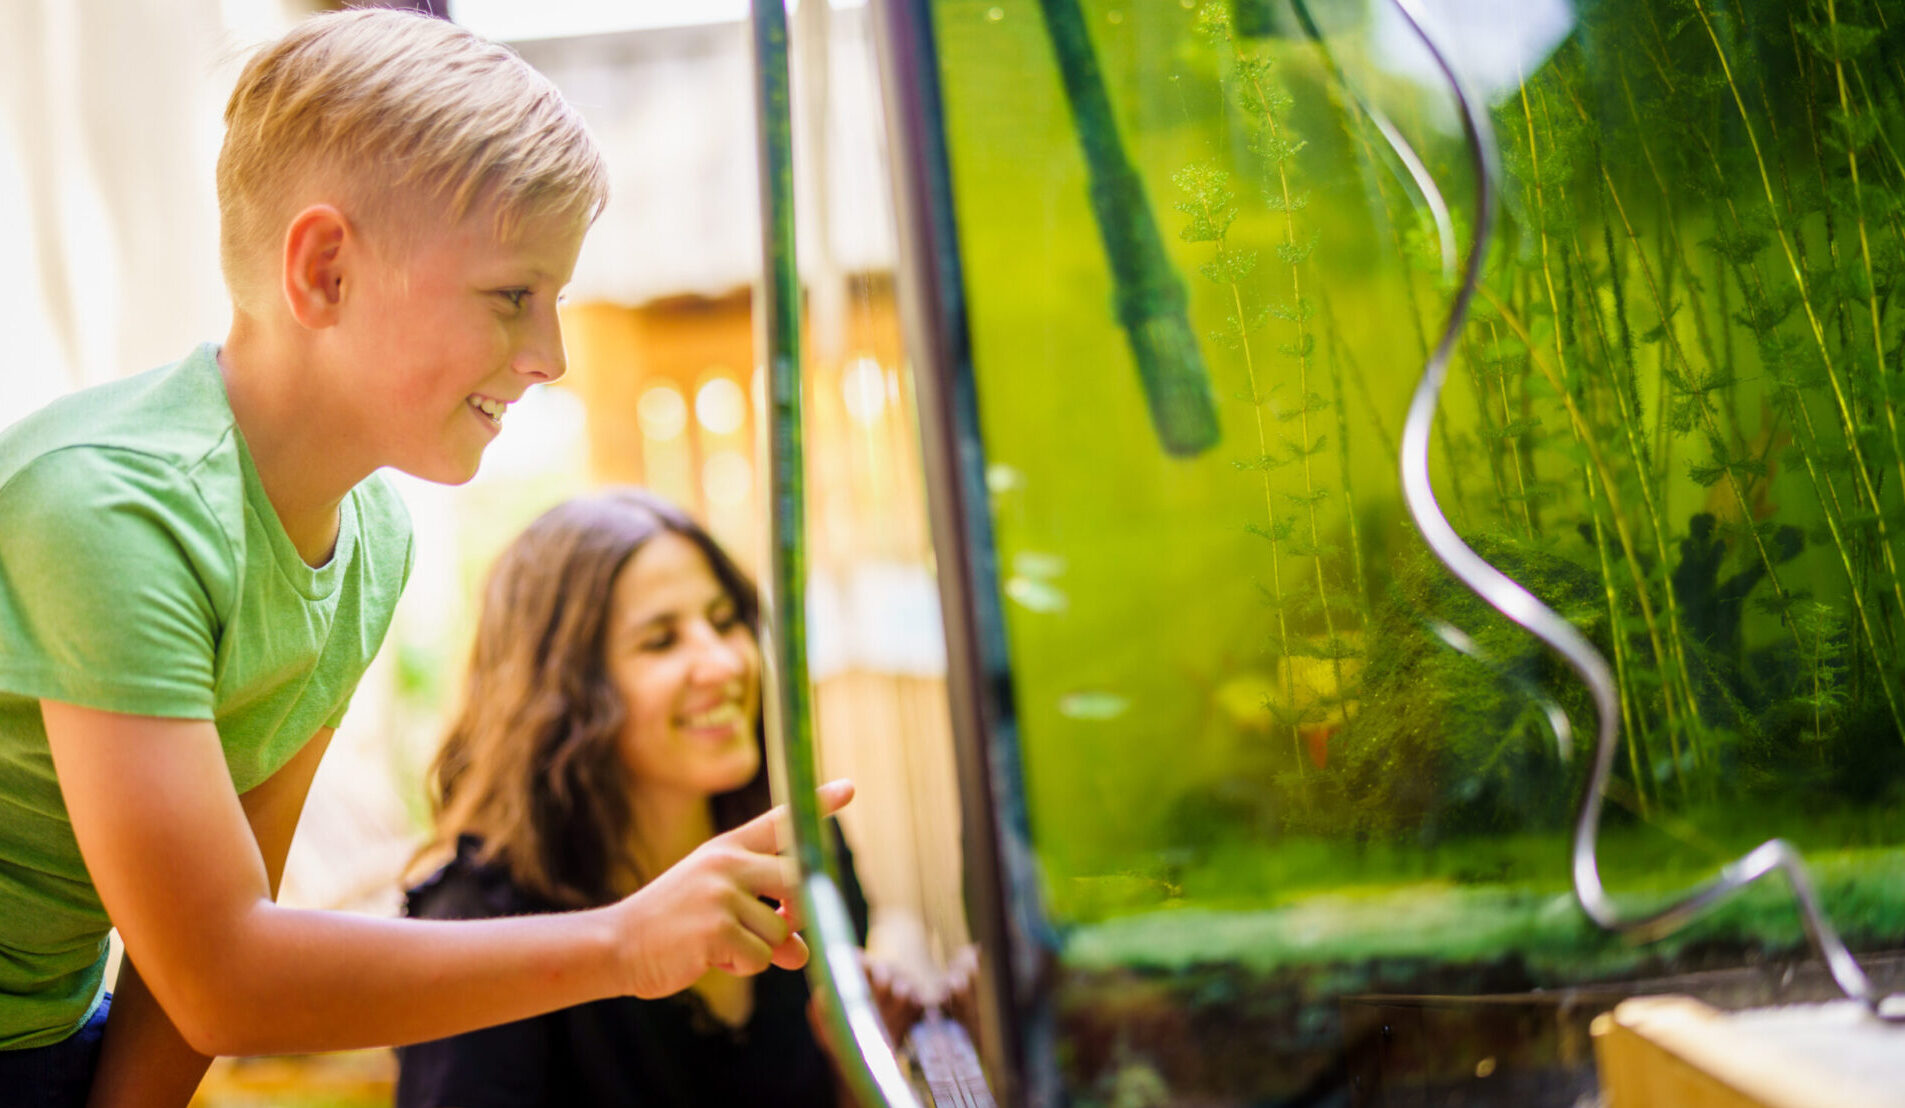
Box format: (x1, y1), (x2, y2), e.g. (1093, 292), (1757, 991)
(920, 0), (1905, 1102)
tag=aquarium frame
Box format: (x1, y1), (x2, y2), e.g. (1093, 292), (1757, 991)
(870, 1), (1065, 1104)
(749, 2), (926, 1105)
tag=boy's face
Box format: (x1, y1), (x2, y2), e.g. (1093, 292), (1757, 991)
(340, 202), (589, 484)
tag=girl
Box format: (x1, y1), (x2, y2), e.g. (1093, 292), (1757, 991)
(397, 489), (914, 1106)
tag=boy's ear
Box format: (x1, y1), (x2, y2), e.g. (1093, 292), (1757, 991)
(282, 204), (350, 329)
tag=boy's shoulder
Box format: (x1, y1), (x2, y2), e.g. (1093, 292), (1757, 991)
(0, 344), (237, 493)
(0, 343), (411, 556)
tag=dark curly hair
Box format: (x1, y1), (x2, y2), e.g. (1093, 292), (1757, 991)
(415, 488), (770, 908)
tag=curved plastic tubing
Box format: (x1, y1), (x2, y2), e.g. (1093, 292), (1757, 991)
(1286, 0), (1455, 284)
(749, 1), (931, 1103)
(1379, 0), (1897, 1016)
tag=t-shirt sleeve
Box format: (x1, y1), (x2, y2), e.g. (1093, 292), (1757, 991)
(321, 476), (416, 732)
(0, 448), (226, 718)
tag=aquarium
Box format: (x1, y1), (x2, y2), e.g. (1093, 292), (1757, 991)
(874, 0), (1905, 1103)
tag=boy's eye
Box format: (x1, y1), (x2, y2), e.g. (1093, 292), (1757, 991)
(497, 288), (531, 310)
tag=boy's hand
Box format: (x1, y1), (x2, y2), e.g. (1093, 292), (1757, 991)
(610, 779), (854, 999)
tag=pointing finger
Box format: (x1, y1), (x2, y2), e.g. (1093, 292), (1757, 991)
(723, 779), (855, 855)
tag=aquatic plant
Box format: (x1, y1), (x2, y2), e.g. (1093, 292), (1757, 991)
(1320, 534), (1597, 840)
(1180, 3), (1363, 776)
(1172, 156), (1309, 773)
(1127, 0), (1902, 848)
(1444, 0), (1905, 812)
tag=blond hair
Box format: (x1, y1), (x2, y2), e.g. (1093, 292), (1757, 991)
(217, 8), (608, 310)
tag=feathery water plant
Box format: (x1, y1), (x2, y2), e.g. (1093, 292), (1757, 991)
(1173, 158), (1308, 772)
(1492, 72), (1711, 789)
(1678, 0), (1905, 742)
(1817, 0), (1905, 593)
(1436, 0), (1905, 820)
(1201, 3), (1356, 730)
(1688, 0), (1905, 659)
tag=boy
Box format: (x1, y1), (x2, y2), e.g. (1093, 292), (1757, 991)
(0, 11), (845, 1107)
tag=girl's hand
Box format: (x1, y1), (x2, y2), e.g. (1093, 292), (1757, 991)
(609, 779), (854, 998)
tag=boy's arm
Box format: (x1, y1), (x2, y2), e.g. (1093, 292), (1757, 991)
(84, 727), (335, 1108)
(43, 701), (841, 1057)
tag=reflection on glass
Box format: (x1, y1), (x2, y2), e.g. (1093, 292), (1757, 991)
(919, 0), (1905, 1101)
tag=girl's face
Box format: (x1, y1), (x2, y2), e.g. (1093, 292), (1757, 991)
(604, 531), (762, 807)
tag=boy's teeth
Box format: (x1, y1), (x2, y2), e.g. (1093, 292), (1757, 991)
(470, 396), (506, 422)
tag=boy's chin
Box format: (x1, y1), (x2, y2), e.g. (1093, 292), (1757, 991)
(390, 450), (486, 486)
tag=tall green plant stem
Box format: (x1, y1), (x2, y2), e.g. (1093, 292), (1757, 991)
(1179, 176), (1305, 774)
(1585, 463), (1656, 810)
(1478, 286), (1693, 782)
(1459, 325), (1529, 535)
(1327, 82), (1492, 533)
(1319, 291), (1373, 624)
(1684, 4), (1895, 631)
(1844, 56), (1905, 254)
(1514, 81), (1697, 764)
(1688, 7), (1905, 733)
(1565, 236), (1682, 784)
(1612, 62), (1724, 515)
(1592, 151), (1811, 694)
(1691, 0), (1905, 639)
(1858, 4), (1905, 266)
(1619, 22), (1903, 739)
(1571, 194), (1707, 744)
(1690, 130), (1868, 608)
(1709, 188), (1905, 740)
(1237, 51), (1349, 727)
(1789, 17), (1857, 359)
(1778, 385), (1905, 738)
(1234, 286), (1305, 770)
(1486, 321), (1540, 538)
(1826, 0), (1905, 575)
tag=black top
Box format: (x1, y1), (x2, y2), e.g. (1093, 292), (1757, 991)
(395, 829), (869, 1108)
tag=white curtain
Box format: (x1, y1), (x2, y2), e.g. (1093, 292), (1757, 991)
(0, 0), (295, 429)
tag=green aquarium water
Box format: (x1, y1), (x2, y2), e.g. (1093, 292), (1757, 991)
(924, 0), (1905, 1101)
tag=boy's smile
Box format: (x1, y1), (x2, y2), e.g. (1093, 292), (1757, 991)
(468, 392), (513, 431)
(343, 202), (590, 484)
(216, 198), (595, 565)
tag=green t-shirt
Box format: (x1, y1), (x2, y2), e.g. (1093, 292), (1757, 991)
(0, 344), (413, 1049)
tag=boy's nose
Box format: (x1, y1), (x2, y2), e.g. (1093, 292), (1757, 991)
(514, 309), (567, 384)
